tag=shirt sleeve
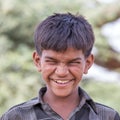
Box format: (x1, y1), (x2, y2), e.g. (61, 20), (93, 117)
(0, 114), (8, 120)
(0, 109), (22, 120)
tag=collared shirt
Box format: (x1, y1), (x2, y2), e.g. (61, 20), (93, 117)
(0, 87), (120, 120)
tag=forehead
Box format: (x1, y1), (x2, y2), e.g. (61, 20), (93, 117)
(41, 48), (84, 60)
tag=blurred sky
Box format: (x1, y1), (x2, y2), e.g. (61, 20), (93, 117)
(102, 19), (120, 52)
(97, 0), (118, 3)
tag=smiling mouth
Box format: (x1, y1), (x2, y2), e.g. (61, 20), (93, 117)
(51, 79), (73, 84)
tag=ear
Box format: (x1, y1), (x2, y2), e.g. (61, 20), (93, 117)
(84, 54), (94, 74)
(33, 51), (41, 72)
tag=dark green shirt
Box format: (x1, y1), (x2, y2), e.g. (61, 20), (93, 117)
(0, 87), (120, 120)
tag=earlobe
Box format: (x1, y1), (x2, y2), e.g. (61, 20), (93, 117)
(33, 51), (41, 72)
(84, 54), (94, 74)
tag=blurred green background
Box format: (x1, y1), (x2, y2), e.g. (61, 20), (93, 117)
(0, 0), (120, 115)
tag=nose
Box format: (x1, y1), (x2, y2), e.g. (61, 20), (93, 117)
(55, 64), (69, 77)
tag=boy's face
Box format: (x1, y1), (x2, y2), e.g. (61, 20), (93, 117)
(33, 48), (94, 98)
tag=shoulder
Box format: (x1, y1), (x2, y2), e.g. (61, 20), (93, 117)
(95, 102), (120, 120)
(96, 102), (117, 114)
(79, 87), (120, 120)
(0, 97), (39, 120)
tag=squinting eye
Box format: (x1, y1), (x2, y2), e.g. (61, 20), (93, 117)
(45, 60), (57, 65)
(69, 61), (81, 65)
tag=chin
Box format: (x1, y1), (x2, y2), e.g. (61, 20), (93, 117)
(52, 89), (73, 98)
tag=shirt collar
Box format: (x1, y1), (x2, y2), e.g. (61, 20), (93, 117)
(78, 87), (97, 114)
(38, 87), (47, 104)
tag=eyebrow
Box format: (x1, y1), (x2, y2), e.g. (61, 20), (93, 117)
(45, 56), (82, 61)
(45, 56), (57, 60)
(69, 58), (82, 62)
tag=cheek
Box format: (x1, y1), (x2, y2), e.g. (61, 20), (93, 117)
(70, 66), (85, 78)
(41, 65), (55, 79)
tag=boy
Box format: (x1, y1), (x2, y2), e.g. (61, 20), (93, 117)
(1, 13), (120, 120)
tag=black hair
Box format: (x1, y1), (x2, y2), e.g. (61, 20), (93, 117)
(34, 13), (95, 57)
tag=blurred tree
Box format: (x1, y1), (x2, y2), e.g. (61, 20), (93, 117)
(0, 0), (120, 115)
(89, 1), (120, 70)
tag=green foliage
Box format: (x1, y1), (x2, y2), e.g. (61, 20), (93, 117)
(0, 45), (43, 115)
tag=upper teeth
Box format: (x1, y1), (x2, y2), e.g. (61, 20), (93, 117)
(55, 80), (69, 84)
